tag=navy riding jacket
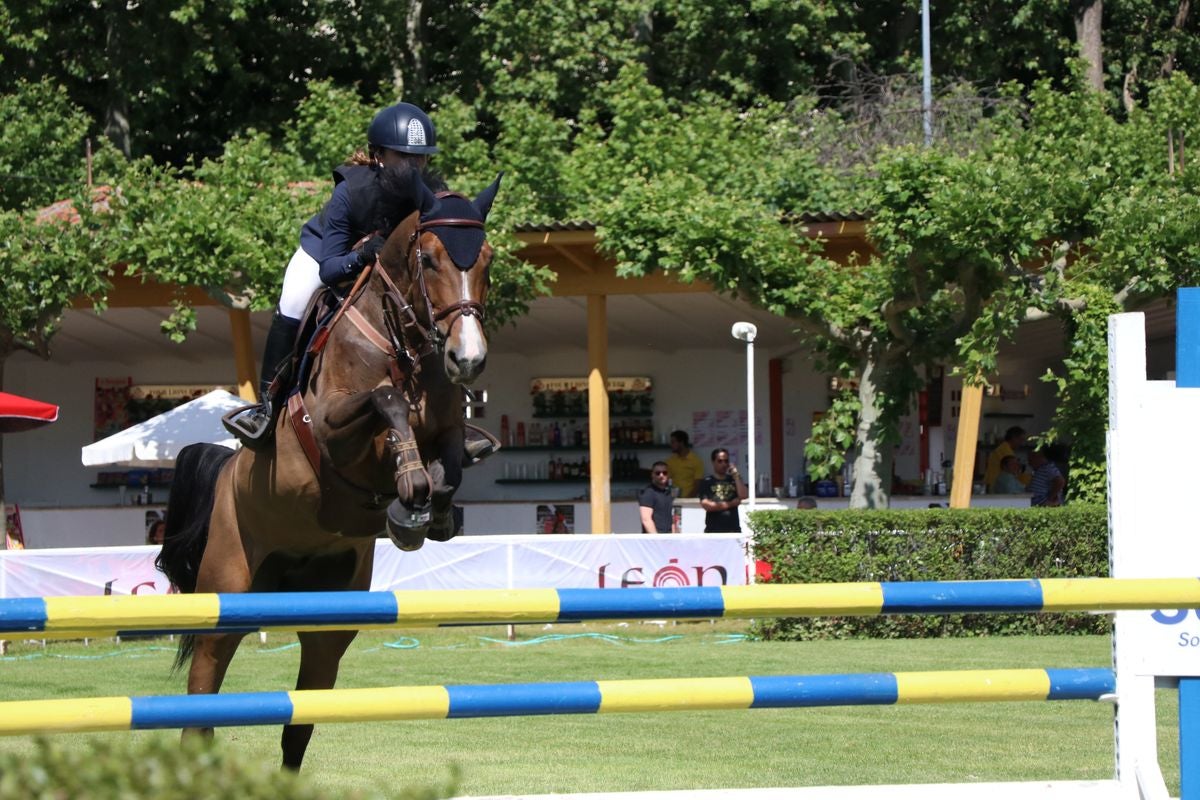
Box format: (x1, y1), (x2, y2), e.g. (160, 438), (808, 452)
(300, 165), (419, 285)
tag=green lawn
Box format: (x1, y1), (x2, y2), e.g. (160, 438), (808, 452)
(0, 624), (1180, 797)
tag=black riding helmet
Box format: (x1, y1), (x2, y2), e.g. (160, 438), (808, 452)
(367, 102), (438, 155)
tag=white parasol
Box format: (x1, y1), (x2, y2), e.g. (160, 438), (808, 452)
(81, 389), (246, 467)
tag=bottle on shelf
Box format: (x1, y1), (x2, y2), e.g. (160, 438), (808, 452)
(500, 414), (511, 448)
(516, 421), (526, 447)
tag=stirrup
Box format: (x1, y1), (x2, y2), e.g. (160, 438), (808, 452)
(222, 402), (276, 452)
(463, 423), (501, 467)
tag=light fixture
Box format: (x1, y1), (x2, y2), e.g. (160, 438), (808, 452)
(731, 322), (758, 343)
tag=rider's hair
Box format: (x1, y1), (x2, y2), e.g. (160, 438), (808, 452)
(345, 147), (429, 171)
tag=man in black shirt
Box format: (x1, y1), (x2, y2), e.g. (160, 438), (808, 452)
(638, 461), (677, 533)
(697, 448), (748, 532)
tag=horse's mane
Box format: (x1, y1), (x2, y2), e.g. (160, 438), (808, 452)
(375, 166), (449, 232)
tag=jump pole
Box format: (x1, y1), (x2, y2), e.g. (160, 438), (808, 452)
(0, 667), (1114, 736)
(5, 578), (1200, 639)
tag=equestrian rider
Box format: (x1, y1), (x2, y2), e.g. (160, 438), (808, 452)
(228, 102), (497, 463)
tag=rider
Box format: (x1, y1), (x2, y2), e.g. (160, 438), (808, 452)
(228, 101), (498, 464)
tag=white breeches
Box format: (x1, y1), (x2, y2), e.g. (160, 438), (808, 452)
(277, 247), (322, 321)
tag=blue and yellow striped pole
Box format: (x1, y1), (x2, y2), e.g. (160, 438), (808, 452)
(2, 579), (1198, 639)
(0, 668), (1114, 736)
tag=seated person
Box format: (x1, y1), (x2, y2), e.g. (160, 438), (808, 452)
(984, 426), (1031, 492)
(991, 455), (1027, 494)
(1028, 448), (1066, 506)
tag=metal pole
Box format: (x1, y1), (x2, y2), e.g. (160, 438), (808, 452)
(746, 336), (756, 509)
(922, 0), (933, 146)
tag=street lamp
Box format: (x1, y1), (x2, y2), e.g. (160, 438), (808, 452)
(731, 321), (758, 508)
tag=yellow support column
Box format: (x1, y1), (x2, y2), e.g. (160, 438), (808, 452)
(588, 295), (611, 534)
(229, 309), (259, 402)
(949, 383), (983, 509)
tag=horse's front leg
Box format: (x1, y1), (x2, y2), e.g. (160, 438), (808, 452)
(366, 387), (434, 550)
(428, 429), (465, 542)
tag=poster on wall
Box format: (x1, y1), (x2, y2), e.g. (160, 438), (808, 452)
(536, 504), (574, 534)
(4, 505), (24, 550)
(94, 377), (132, 440)
(689, 410), (761, 467)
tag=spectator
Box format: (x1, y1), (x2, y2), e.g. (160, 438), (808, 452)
(1027, 447), (1066, 506)
(638, 461), (677, 533)
(795, 497), (818, 509)
(146, 519), (166, 545)
(991, 455), (1027, 495)
(697, 448), (748, 532)
(666, 430), (705, 498)
(984, 426), (1031, 492)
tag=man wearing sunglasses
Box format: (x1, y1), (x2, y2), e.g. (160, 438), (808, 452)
(697, 448), (749, 533)
(638, 461), (679, 533)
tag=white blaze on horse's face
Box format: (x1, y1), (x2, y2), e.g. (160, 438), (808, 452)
(426, 238), (491, 385)
(446, 261), (488, 383)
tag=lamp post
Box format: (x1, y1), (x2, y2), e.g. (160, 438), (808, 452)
(731, 322), (758, 508)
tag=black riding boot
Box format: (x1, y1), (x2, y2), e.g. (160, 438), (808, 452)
(226, 311), (300, 446)
(463, 422), (501, 467)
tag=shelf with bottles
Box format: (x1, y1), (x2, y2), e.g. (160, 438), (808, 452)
(498, 416), (662, 450)
(495, 479), (648, 485)
(503, 443), (667, 452)
(530, 377), (654, 419)
(498, 451), (653, 484)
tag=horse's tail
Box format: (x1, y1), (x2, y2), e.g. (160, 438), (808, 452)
(154, 442), (237, 672)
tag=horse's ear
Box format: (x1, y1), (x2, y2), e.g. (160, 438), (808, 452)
(473, 173), (503, 221)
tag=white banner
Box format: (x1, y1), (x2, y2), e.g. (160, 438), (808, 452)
(0, 534), (750, 598)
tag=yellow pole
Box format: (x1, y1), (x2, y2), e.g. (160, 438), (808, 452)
(229, 309), (259, 401)
(587, 295), (611, 534)
(949, 383), (983, 508)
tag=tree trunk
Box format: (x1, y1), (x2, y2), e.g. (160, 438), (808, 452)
(103, 0), (131, 156)
(405, 0), (426, 94)
(1074, 0), (1104, 92)
(849, 356), (893, 509)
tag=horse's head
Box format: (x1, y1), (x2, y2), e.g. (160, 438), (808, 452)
(387, 175), (500, 385)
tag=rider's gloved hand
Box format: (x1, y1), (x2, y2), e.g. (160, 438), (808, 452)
(359, 235), (387, 268)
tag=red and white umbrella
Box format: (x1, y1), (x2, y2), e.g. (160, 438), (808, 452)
(0, 391), (60, 433)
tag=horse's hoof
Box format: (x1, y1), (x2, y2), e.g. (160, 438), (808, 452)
(428, 505), (464, 542)
(386, 501), (431, 551)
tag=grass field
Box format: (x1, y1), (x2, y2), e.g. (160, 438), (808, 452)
(0, 623), (1180, 797)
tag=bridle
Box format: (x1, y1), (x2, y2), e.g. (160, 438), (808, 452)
(411, 191), (488, 342)
(327, 192), (487, 374)
(374, 191), (488, 363)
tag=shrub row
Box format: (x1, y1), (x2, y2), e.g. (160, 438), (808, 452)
(0, 736), (455, 800)
(747, 505), (1109, 640)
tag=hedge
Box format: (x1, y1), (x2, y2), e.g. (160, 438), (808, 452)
(0, 736), (455, 800)
(747, 505), (1109, 640)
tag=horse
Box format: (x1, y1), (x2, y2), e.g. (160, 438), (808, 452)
(156, 171), (500, 770)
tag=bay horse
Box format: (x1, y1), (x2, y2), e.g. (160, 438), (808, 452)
(156, 172), (500, 769)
